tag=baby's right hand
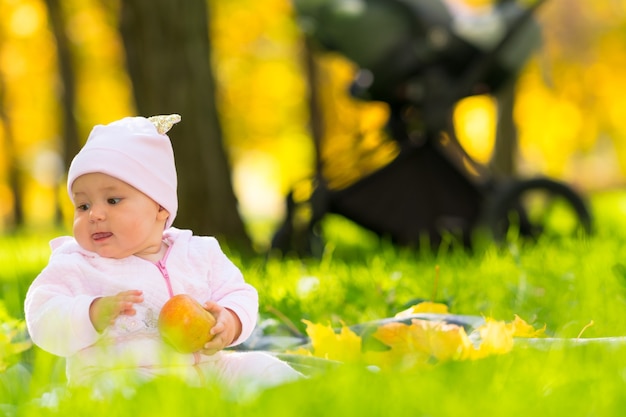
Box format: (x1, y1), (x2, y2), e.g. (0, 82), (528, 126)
(89, 290), (144, 333)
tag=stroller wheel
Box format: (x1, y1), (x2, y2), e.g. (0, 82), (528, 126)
(483, 177), (593, 243)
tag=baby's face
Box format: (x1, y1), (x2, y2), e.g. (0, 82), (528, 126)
(71, 173), (169, 260)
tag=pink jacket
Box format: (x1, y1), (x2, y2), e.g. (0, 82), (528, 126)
(24, 227), (258, 385)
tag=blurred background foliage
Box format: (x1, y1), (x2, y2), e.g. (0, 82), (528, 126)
(0, 0), (625, 245)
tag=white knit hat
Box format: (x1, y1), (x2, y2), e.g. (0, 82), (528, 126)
(67, 114), (181, 228)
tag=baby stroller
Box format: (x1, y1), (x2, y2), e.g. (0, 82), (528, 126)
(271, 0), (592, 256)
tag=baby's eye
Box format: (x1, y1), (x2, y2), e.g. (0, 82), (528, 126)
(107, 198), (122, 205)
(76, 203), (90, 211)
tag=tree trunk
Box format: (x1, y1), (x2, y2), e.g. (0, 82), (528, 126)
(0, 32), (23, 231)
(302, 36), (324, 177)
(118, 0), (251, 251)
(0, 97), (23, 232)
(489, 78), (518, 178)
(43, 0), (81, 227)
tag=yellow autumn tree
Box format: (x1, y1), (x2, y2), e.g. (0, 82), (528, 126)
(1, 0), (626, 232)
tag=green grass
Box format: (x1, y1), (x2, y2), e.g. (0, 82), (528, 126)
(3, 189), (626, 415)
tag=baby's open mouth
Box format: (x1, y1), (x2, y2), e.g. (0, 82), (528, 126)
(92, 232), (113, 241)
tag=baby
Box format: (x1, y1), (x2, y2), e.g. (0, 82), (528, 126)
(24, 114), (301, 395)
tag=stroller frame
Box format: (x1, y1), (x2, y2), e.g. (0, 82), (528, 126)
(271, 0), (592, 256)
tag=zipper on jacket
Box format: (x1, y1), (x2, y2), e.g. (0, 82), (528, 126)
(156, 243), (202, 364)
(155, 243), (175, 298)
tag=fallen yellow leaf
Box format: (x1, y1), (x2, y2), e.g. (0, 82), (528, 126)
(301, 320), (362, 363)
(365, 319), (472, 370)
(395, 301), (449, 318)
(508, 314), (546, 338)
(292, 313), (549, 371)
(469, 318), (514, 359)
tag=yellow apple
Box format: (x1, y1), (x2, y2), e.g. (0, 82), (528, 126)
(157, 294), (216, 353)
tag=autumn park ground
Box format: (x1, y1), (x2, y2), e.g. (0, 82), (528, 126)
(2, 188), (626, 416)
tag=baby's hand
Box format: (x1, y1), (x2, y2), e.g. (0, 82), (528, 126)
(89, 290), (144, 333)
(200, 301), (242, 355)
